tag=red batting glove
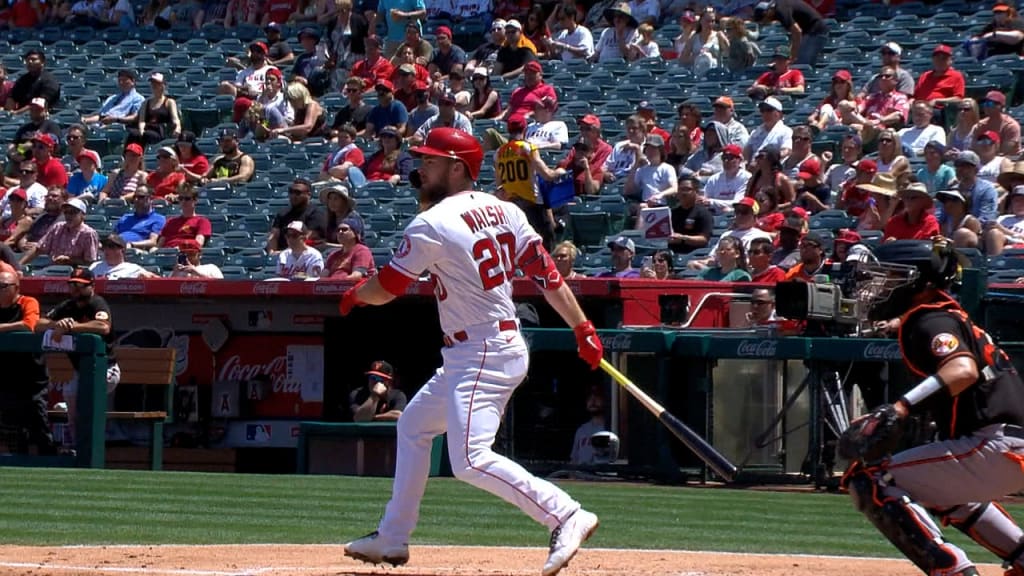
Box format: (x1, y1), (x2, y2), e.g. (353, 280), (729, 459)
(573, 320), (603, 370)
(339, 279), (367, 316)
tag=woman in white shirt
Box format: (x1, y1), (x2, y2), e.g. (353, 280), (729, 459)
(627, 135), (678, 209)
(679, 6), (727, 76)
(592, 3), (640, 62)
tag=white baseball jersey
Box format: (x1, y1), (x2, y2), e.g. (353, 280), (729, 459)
(388, 191), (540, 335)
(276, 247), (324, 279)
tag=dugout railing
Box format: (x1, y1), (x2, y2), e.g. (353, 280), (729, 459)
(0, 332), (107, 469)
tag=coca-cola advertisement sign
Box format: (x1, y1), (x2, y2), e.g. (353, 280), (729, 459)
(862, 341), (901, 360)
(179, 282), (208, 296)
(736, 339), (777, 358)
(253, 282), (281, 296)
(43, 281), (68, 294)
(218, 354), (298, 394)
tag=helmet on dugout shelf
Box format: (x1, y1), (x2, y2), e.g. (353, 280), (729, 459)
(589, 431), (620, 464)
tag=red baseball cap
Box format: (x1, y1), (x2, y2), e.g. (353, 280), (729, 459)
(524, 60), (543, 74)
(32, 133), (56, 149)
(125, 143), (143, 156)
(933, 44), (953, 56)
(985, 90), (1007, 106)
(76, 150), (100, 166)
(722, 144), (742, 157)
(835, 229), (862, 245)
(8, 188), (27, 201)
(733, 196), (760, 215)
(266, 67), (283, 81)
(791, 206), (809, 220)
(249, 41), (268, 54)
(856, 159), (878, 174)
(797, 157), (821, 180)
(832, 69), (852, 82)
(579, 114), (601, 129)
(994, 3), (1012, 12)
(435, 25), (452, 38)
(978, 130), (1001, 144)
(507, 115), (527, 133)
(375, 79), (395, 92)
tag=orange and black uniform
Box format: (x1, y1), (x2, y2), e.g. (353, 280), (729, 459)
(0, 294), (53, 453)
(898, 292), (1024, 439)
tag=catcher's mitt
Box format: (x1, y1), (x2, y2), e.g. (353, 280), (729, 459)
(838, 403), (904, 463)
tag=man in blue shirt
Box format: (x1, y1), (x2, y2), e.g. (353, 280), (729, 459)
(953, 151), (998, 225)
(115, 188), (166, 252)
(365, 79), (409, 137)
(378, 0), (426, 58)
(81, 69), (145, 127)
(598, 236), (641, 278)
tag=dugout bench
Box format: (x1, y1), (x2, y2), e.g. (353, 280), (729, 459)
(46, 346), (177, 471)
(296, 422), (449, 476)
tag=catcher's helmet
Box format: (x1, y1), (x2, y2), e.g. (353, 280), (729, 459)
(862, 239), (964, 321)
(409, 127), (484, 180)
(589, 431), (620, 464)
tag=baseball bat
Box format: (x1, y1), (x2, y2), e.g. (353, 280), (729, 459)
(599, 358), (738, 482)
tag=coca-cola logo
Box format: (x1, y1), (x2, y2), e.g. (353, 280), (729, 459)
(863, 341), (900, 360)
(104, 281), (146, 294)
(604, 333), (633, 352)
(253, 282), (280, 296)
(313, 282), (346, 295)
(218, 354), (300, 394)
(179, 282), (207, 296)
(736, 339), (777, 358)
(43, 281), (68, 294)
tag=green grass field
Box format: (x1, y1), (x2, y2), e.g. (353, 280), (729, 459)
(0, 467), (1014, 561)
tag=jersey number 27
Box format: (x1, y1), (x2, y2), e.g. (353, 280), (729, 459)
(473, 232), (516, 290)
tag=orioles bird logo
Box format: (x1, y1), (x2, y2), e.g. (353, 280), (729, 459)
(931, 333), (960, 357)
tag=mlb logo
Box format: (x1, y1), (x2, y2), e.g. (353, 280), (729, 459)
(639, 207), (673, 239)
(246, 424), (272, 442)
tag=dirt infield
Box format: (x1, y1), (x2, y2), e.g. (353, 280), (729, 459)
(0, 544), (1008, 576)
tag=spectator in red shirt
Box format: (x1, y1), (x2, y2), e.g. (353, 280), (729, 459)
(913, 45), (966, 113)
(884, 182), (940, 241)
(323, 217), (376, 280)
(748, 46), (805, 99)
(174, 131), (210, 184)
(261, 0), (296, 27)
(146, 147), (187, 200)
(500, 60), (557, 122)
(558, 115), (613, 196)
(350, 36), (395, 94)
(156, 185), (212, 249)
(747, 236), (786, 283)
(8, 0), (43, 28)
(29, 133), (67, 189)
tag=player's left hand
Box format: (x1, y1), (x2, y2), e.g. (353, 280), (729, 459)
(573, 320), (603, 370)
(339, 279), (368, 316)
(838, 403), (905, 462)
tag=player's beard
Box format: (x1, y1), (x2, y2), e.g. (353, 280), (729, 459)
(417, 172), (450, 209)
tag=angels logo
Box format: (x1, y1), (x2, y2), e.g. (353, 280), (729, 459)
(396, 234), (412, 258)
(931, 333), (960, 357)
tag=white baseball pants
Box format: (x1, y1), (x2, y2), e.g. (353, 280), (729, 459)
(376, 321), (581, 545)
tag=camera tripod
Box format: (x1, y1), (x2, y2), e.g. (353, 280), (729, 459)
(738, 360), (856, 489)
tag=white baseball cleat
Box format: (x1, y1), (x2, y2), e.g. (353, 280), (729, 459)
(343, 531), (410, 567)
(542, 509), (599, 576)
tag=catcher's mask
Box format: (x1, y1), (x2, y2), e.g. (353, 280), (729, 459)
(589, 431), (620, 464)
(856, 240), (963, 322)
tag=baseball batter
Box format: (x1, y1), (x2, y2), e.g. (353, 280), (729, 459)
(840, 240), (1024, 576)
(339, 128), (604, 576)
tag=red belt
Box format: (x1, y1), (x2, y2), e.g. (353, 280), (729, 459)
(444, 319), (518, 347)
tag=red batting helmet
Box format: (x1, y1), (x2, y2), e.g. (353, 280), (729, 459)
(409, 127), (483, 180)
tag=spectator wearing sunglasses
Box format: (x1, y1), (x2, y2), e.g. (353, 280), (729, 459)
(640, 250), (674, 280)
(747, 237), (786, 283)
(843, 66), (908, 145)
(857, 42), (915, 99)
(267, 178), (328, 254)
(975, 90), (1020, 157)
(1, 160), (45, 218)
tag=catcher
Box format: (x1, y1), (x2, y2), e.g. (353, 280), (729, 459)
(840, 240), (1024, 576)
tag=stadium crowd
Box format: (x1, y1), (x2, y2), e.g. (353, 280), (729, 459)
(0, 0), (1019, 283)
